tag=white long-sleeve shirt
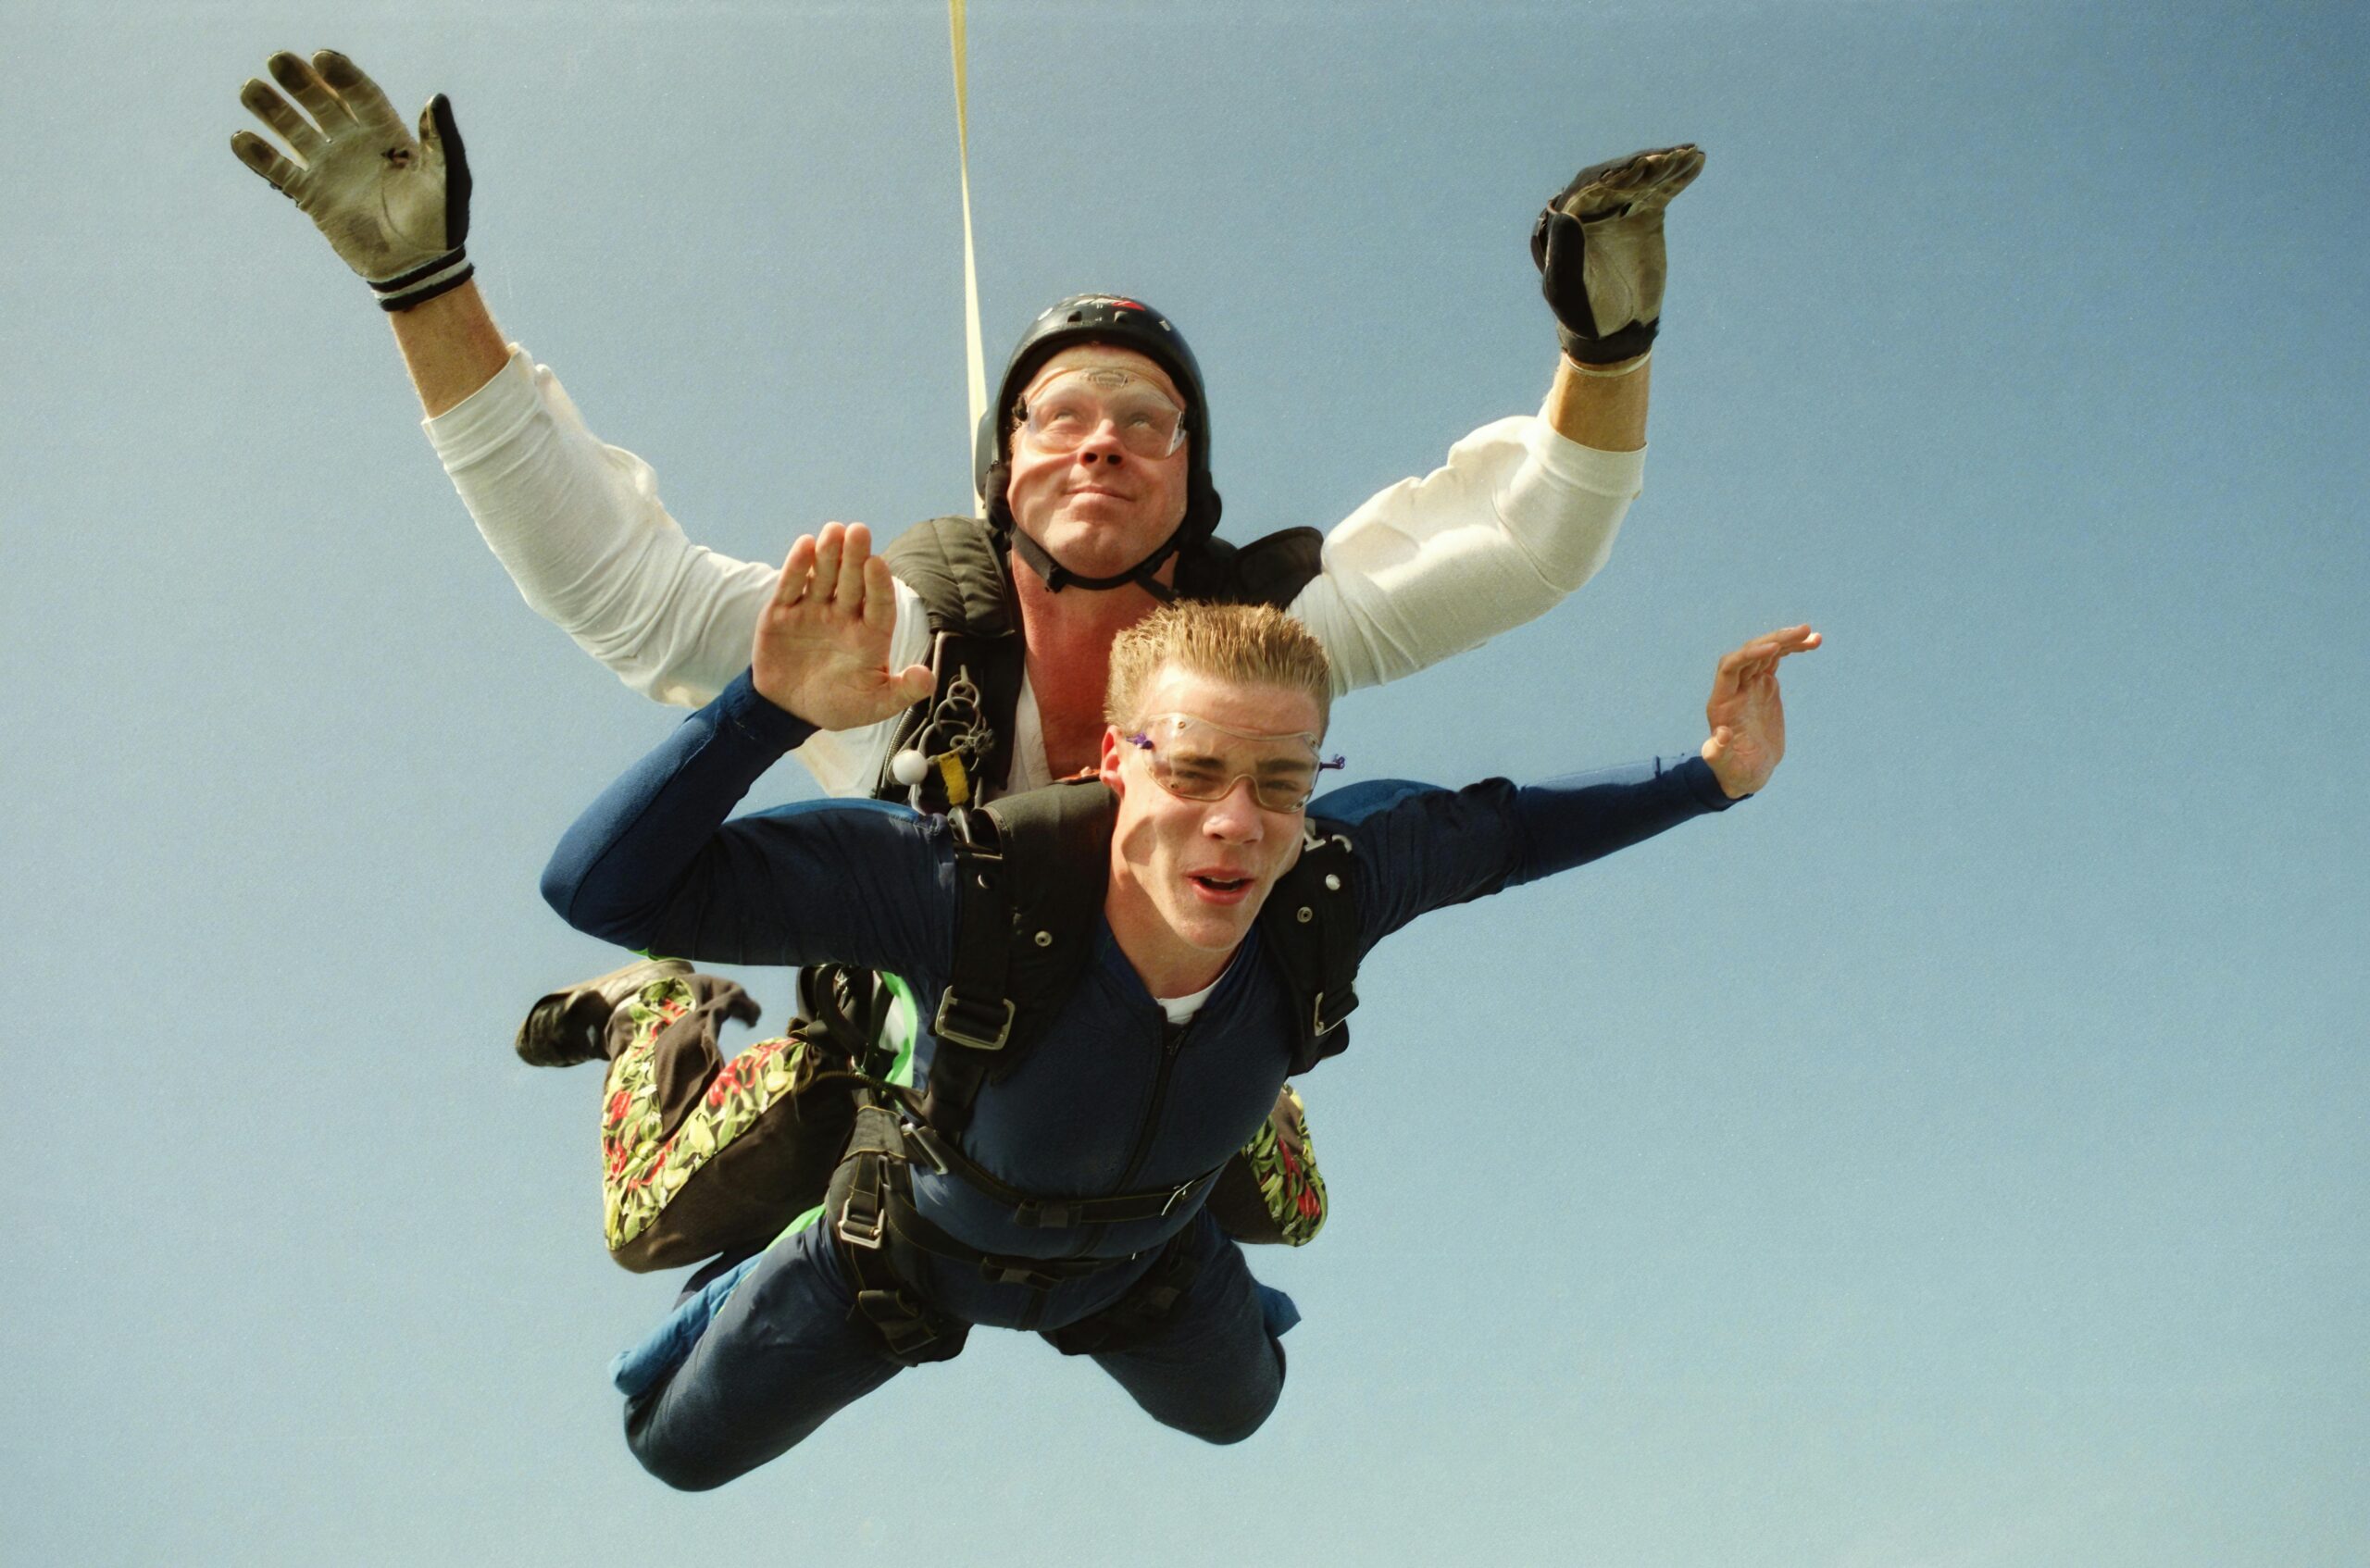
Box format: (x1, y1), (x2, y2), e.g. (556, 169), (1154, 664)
(427, 346), (1646, 798)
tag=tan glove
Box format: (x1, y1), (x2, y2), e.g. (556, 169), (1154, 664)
(1531, 144), (1704, 364)
(231, 50), (474, 311)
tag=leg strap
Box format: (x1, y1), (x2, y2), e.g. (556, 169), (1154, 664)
(825, 1104), (968, 1367)
(825, 1100), (1155, 1352)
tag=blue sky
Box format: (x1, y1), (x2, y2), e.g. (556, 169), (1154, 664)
(4, 3), (2364, 1564)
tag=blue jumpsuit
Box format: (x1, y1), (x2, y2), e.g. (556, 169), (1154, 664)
(543, 670), (1738, 1488)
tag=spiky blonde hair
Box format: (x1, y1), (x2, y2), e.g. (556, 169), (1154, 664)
(1104, 602), (1332, 734)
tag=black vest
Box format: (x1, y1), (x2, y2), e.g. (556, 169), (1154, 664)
(874, 516), (1326, 811)
(922, 778), (1362, 1137)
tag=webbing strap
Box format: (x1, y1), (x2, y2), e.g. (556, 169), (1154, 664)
(907, 1123), (1224, 1229)
(925, 806), (1014, 1130)
(828, 1102), (967, 1364)
(830, 1101), (1135, 1306)
(1266, 826), (1364, 1073)
(882, 1187), (1120, 1293)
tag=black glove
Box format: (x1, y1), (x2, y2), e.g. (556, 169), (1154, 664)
(1531, 144), (1703, 365)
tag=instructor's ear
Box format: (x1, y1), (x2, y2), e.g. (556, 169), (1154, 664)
(1099, 726), (1128, 790)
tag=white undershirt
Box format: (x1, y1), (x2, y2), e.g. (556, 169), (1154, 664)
(1156, 976), (1221, 1027)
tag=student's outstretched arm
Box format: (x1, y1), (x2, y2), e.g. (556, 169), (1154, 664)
(1517, 621), (1818, 876)
(1332, 624), (1818, 944)
(542, 529), (944, 967)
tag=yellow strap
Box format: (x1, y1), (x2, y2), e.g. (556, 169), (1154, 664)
(937, 751), (972, 806)
(949, 0), (990, 516)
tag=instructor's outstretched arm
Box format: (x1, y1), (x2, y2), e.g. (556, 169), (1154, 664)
(231, 45), (795, 717)
(231, 48), (506, 415)
(1291, 144), (1703, 694)
(1538, 143), (1704, 452)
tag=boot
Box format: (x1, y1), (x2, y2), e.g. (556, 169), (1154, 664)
(514, 957), (695, 1067)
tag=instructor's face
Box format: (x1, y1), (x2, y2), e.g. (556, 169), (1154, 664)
(1004, 345), (1191, 582)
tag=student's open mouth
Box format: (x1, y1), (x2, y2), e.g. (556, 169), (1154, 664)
(1188, 873), (1253, 902)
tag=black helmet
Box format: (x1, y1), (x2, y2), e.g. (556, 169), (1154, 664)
(974, 293), (1222, 598)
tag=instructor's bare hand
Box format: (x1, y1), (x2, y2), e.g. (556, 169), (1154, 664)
(752, 523), (934, 730)
(1701, 625), (1820, 799)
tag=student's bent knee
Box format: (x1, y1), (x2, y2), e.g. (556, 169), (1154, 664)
(625, 1396), (753, 1492)
(639, 1450), (740, 1492)
(1190, 1400), (1277, 1446)
(1171, 1339), (1286, 1445)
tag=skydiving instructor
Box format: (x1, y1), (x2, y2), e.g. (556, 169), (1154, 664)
(228, 48), (1707, 1267)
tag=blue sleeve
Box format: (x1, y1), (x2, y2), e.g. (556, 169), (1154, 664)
(1315, 753), (1736, 950)
(541, 669), (954, 975)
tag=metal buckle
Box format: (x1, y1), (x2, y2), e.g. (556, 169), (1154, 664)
(1160, 1178), (1199, 1217)
(904, 1122), (951, 1176)
(834, 1181), (886, 1251)
(1309, 986), (1357, 1038)
(951, 807), (1004, 864)
(934, 989), (1017, 1051)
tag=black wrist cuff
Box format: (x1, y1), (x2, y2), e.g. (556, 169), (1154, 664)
(372, 247), (473, 313)
(1558, 317), (1659, 366)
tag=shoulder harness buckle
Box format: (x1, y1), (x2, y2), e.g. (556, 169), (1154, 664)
(931, 989), (1017, 1052)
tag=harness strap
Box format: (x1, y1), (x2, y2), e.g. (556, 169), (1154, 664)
(795, 963), (881, 1070)
(826, 1103), (968, 1365)
(880, 1184), (1119, 1292)
(906, 1122), (1225, 1229)
(827, 1097), (1185, 1353)
(1264, 826), (1364, 1074)
(922, 805), (1014, 1133)
(932, 808), (1014, 1047)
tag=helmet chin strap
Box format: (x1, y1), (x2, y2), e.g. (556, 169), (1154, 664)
(1008, 524), (1182, 604)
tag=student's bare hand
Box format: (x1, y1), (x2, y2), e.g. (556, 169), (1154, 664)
(751, 523), (933, 730)
(1700, 624), (1820, 799)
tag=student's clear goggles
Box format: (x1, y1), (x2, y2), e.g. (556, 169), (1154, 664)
(1123, 713), (1346, 812)
(1016, 367), (1188, 460)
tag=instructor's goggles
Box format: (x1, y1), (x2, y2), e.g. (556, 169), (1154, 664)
(1016, 367), (1187, 459)
(1124, 713), (1346, 812)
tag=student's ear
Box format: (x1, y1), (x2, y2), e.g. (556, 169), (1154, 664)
(1099, 725), (1128, 791)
